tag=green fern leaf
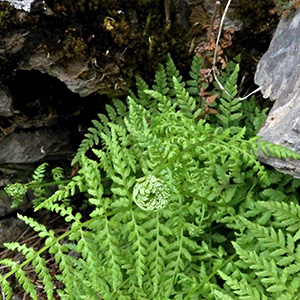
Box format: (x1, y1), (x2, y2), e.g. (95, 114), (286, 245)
(1, 258), (38, 300)
(173, 76), (196, 118)
(0, 274), (13, 299)
(4, 242), (54, 299)
(186, 55), (202, 96)
(259, 141), (300, 159)
(258, 201), (300, 232)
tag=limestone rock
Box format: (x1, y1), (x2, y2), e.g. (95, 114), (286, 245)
(0, 84), (13, 117)
(0, 128), (73, 164)
(18, 45), (116, 97)
(254, 8), (300, 178)
(0, 190), (31, 217)
(0, 217), (28, 247)
(255, 9), (300, 101)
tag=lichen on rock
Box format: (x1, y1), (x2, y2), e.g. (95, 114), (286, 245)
(0, 0), (36, 12)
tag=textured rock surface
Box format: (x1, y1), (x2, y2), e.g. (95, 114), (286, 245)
(255, 9), (300, 101)
(0, 84), (13, 116)
(255, 8), (300, 178)
(0, 217), (28, 246)
(0, 190), (31, 217)
(0, 128), (73, 164)
(18, 46), (117, 97)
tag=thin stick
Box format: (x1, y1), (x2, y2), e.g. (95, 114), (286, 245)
(238, 86), (262, 100)
(212, 0), (262, 101)
(202, 1), (221, 68)
(207, 1), (221, 43)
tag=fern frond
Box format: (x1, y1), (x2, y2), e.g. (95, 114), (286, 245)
(97, 216), (124, 291)
(17, 214), (57, 239)
(165, 54), (183, 96)
(125, 210), (148, 288)
(144, 89), (174, 113)
(34, 174), (85, 211)
(213, 289), (235, 300)
(233, 242), (295, 296)
(187, 55), (202, 96)
(259, 141), (300, 159)
(152, 63), (169, 95)
(222, 63), (239, 99)
(0, 272), (13, 299)
(258, 201), (300, 233)
(51, 166), (64, 183)
(71, 115), (104, 165)
(144, 211), (169, 297)
(80, 155), (104, 208)
(240, 96), (269, 137)
(112, 98), (127, 115)
(30, 163), (51, 207)
(0, 258), (38, 300)
(215, 64), (242, 128)
(239, 216), (298, 262)
(161, 218), (198, 297)
(218, 270), (267, 300)
(173, 76), (197, 119)
(135, 76), (151, 107)
(4, 242), (54, 299)
(32, 162), (48, 182)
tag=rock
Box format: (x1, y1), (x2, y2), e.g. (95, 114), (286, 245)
(254, 8), (300, 178)
(18, 45), (116, 97)
(255, 9), (300, 101)
(0, 0), (35, 12)
(0, 30), (29, 55)
(0, 128), (73, 164)
(0, 190), (18, 217)
(0, 216), (28, 247)
(0, 190), (31, 217)
(0, 84), (13, 117)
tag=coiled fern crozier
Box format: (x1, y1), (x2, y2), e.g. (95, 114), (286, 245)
(2, 55), (300, 300)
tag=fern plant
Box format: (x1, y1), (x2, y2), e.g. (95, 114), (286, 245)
(2, 54), (300, 300)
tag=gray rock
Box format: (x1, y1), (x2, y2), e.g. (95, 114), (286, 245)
(0, 128), (73, 164)
(254, 8), (300, 178)
(0, 190), (18, 217)
(255, 8), (300, 101)
(18, 45), (106, 97)
(0, 31), (29, 55)
(0, 84), (13, 117)
(0, 189), (31, 217)
(0, 217), (28, 247)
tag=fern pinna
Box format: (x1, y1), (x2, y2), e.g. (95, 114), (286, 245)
(2, 55), (300, 299)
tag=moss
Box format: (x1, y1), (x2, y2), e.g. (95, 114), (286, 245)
(62, 35), (87, 59)
(0, 2), (18, 31)
(71, 0), (101, 12)
(271, 0), (294, 15)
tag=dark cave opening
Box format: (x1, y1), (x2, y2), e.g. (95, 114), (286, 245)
(6, 70), (109, 150)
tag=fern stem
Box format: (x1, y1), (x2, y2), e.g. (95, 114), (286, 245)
(28, 179), (71, 189)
